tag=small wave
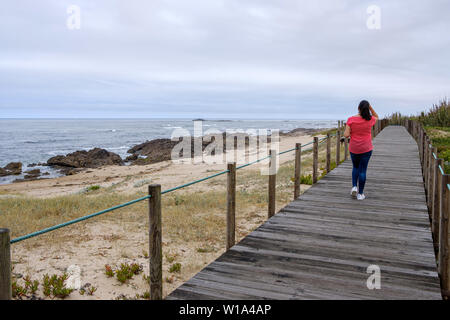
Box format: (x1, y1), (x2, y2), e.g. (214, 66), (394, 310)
(108, 146), (128, 150)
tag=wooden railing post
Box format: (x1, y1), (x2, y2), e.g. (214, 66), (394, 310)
(313, 137), (319, 184)
(431, 150), (439, 233)
(336, 130), (341, 165)
(268, 149), (277, 218)
(226, 162), (236, 250)
(294, 143), (302, 200)
(427, 146), (433, 208)
(422, 131), (427, 168)
(0, 228), (11, 300)
(424, 137), (428, 188)
(427, 141), (432, 206)
(148, 184), (162, 300)
(344, 137), (349, 161)
(326, 134), (331, 173)
(432, 158), (442, 250)
(439, 175), (449, 296)
(420, 128), (424, 164)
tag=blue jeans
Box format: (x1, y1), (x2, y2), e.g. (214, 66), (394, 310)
(350, 150), (372, 195)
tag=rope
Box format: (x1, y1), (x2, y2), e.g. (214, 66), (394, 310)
(9, 134), (332, 244)
(161, 170), (229, 195)
(10, 195), (150, 244)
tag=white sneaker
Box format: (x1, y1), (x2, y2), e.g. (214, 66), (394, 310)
(357, 194), (366, 201)
(351, 187), (358, 198)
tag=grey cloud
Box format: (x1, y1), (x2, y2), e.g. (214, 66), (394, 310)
(0, 0), (449, 118)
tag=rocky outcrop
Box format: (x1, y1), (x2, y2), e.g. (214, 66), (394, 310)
(47, 148), (124, 169)
(126, 139), (179, 165)
(24, 169), (41, 180)
(280, 128), (325, 137)
(126, 133), (255, 165)
(0, 162), (22, 176)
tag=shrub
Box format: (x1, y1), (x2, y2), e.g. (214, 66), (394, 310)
(87, 185), (100, 191)
(169, 263), (181, 273)
(42, 273), (74, 299)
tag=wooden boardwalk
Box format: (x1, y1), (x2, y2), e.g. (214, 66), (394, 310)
(167, 126), (442, 300)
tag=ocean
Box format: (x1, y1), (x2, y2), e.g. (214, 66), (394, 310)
(0, 119), (337, 184)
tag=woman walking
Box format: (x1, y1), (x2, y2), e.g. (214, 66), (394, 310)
(344, 100), (378, 201)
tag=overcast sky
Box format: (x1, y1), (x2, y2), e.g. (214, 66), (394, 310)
(1, 0), (449, 119)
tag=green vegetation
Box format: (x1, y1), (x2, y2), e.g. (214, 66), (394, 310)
(388, 100), (449, 173)
(42, 273), (74, 299)
(12, 275), (39, 299)
(169, 262), (181, 273)
(105, 263), (143, 284)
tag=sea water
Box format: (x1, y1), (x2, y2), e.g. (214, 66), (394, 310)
(0, 119), (337, 184)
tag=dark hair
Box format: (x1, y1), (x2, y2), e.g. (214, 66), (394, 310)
(358, 100), (372, 121)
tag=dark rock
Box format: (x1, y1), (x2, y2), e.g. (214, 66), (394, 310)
(23, 168), (41, 180)
(127, 139), (179, 165)
(0, 167), (7, 177)
(47, 148), (124, 170)
(25, 169), (40, 175)
(28, 162), (47, 168)
(125, 154), (138, 162)
(23, 175), (39, 180)
(2, 162), (22, 175)
(126, 134), (254, 166)
(280, 128), (325, 137)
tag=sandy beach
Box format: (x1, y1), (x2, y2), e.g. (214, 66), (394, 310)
(1, 130), (331, 300)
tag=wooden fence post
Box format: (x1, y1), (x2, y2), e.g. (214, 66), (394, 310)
(313, 137), (319, 184)
(431, 149), (438, 232)
(326, 134), (331, 173)
(424, 137), (429, 189)
(423, 131), (427, 169)
(294, 143), (302, 200)
(226, 163), (236, 250)
(148, 184), (162, 300)
(0, 228), (11, 300)
(427, 141), (433, 207)
(420, 129), (424, 165)
(427, 146), (433, 209)
(268, 149), (277, 218)
(336, 130), (341, 165)
(344, 137), (349, 161)
(439, 175), (449, 296)
(432, 158), (442, 250)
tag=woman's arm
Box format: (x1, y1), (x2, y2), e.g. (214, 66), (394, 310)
(344, 124), (351, 138)
(369, 105), (379, 120)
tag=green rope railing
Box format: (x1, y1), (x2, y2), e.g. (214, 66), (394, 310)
(10, 195), (150, 244)
(9, 133), (334, 244)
